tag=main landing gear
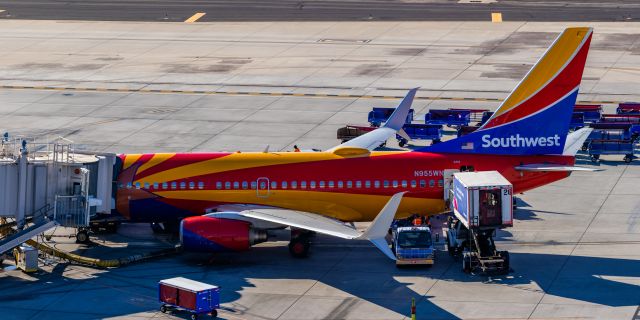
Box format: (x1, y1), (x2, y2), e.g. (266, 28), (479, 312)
(288, 229), (313, 258)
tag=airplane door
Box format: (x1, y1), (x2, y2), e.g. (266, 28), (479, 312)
(256, 177), (270, 198)
(443, 169), (459, 208)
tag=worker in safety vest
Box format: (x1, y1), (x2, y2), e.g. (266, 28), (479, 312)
(293, 145), (301, 152)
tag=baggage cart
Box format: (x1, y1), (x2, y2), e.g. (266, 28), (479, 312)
(588, 139), (635, 163)
(617, 103), (640, 115)
(457, 125), (480, 137)
(424, 109), (471, 127)
(574, 104), (602, 122)
(570, 112), (585, 130)
(159, 277), (220, 319)
(396, 123), (442, 147)
(582, 123), (640, 151)
(367, 107), (414, 127)
(336, 125), (377, 143)
(600, 114), (640, 123)
(480, 111), (494, 125)
(13, 244), (38, 273)
(447, 108), (490, 123)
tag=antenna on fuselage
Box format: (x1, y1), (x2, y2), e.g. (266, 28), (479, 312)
(263, 145), (270, 153)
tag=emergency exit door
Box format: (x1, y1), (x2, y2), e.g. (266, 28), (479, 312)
(256, 177), (270, 198)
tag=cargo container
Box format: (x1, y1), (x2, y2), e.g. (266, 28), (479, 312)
(451, 171), (513, 229)
(159, 277), (220, 319)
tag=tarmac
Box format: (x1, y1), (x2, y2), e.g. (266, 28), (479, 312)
(0, 20), (639, 320)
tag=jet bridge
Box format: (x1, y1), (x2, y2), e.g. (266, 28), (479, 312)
(0, 135), (116, 254)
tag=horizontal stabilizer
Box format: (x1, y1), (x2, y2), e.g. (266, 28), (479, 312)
(515, 164), (602, 172)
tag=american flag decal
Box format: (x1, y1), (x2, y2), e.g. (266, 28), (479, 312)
(461, 142), (474, 150)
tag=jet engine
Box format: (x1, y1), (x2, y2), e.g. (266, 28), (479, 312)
(180, 215), (268, 252)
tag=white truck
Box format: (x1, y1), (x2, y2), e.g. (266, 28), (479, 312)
(445, 171), (513, 274)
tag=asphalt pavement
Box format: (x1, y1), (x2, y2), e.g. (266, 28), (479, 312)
(0, 0), (639, 22)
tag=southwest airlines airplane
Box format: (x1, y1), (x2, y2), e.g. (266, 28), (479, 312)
(115, 27), (594, 259)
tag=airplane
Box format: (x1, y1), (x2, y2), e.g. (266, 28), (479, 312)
(114, 27), (594, 260)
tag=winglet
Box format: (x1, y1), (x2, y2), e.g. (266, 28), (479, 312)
(358, 192), (406, 260)
(384, 88), (418, 130)
(563, 127), (592, 156)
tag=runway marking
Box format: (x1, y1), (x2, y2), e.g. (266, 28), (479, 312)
(184, 12), (206, 23)
(491, 12), (503, 23)
(0, 85), (626, 105)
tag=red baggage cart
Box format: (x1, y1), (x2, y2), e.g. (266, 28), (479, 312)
(159, 277), (220, 319)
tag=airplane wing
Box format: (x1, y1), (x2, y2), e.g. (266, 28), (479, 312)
(515, 163), (603, 172)
(327, 88), (418, 152)
(208, 192), (405, 260)
(563, 127), (592, 156)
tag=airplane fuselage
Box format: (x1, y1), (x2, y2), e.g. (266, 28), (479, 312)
(115, 151), (573, 222)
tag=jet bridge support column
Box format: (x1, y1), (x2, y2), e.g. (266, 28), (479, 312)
(16, 141), (28, 229)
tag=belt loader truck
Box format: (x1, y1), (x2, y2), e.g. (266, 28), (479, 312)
(445, 171), (513, 274)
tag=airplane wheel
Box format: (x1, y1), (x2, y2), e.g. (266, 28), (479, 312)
(288, 237), (310, 258)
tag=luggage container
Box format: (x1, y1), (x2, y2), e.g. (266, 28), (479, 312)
(457, 125), (480, 137)
(600, 114), (640, 123)
(367, 107), (414, 127)
(13, 244), (38, 273)
(617, 103), (640, 115)
(159, 277), (220, 319)
(447, 108), (490, 124)
(570, 112), (586, 130)
(336, 125), (377, 143)
(588, 139), (635, 163)
(574, 104), (602, 122)
(424, 109), (471, 127)
(445, 171), (512, 274)
(396, 123), (442, 147)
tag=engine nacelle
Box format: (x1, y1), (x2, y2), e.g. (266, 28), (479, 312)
(180, 216), (268, 252)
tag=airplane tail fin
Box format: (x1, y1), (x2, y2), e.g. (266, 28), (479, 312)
(419, 27), (593, 155)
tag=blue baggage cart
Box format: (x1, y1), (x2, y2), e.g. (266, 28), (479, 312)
(368, 107), (414, 127)
(424, 109), (471, 127)
(588, 139), (635, 163)
(582, 123), (635, 151)
(159, 277), (220, 319)
(574, 104), (602, 123)
(447, 108), (490, 123)
(480, 111), (494, 125)
(570, 112), (585, 130)
(397, 123), (442, 147)
(617, 103), (640, 115)
(457, 125), (480, 137)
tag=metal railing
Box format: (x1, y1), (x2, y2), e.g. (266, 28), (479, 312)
(54, 195), (89, 228)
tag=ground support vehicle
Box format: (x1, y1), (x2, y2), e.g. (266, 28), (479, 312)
(336, 125), (377, 143)
(159, 277), (220, 319)
(574, 104), (602, 122)
(391, 225), (435, 267)
(570, 112), (585, 130)
(445, 171), (513, 275)
(424, 109), (471, 127)
(617, 103), (640, 115)
(368, 107), (414, 127)
(600, 114), (640, 123)
(588, 139), (636, 163)
(447, 108), (490, 124)
(396, 124), (443, 147)
(457, 125), (480, 137)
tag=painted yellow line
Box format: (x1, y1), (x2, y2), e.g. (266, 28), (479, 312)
(0, 10), (5, 14)
(491, 12), (503, 23)
(0, 85), (625, 104)
(185, 12), (206, 23)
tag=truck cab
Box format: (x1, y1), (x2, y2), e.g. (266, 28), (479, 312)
(392, 226), (434, 266)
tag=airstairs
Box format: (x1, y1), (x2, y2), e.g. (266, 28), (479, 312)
(0, 134), (116, 255)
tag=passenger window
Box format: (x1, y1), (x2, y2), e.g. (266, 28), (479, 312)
(301, 181), (307, 189)
(356, 181), (362, 188)
(171, 182), (177, 190)
(260, 181), (267, 189)
(251, 181), (257, 189)
(374, 181), (380, 188)
(346, 181), (353, 188)
(292, 181), (298, 189)
(225, 182), (231, 189)
(319, 181), (325, 188)
(216, 182), (222, 189)
(337, 181), (343, 188)
(135, 182), (140, 189)
(162, 182), (168, 190)
(411, 180), (417, 188)
(392, 180), (398, 188)
(242, 181), (248, 189)
(198, 182), (204, 190)
(188, 181), (195, 189)
(310, 181), (316, 189)
(365, 181), (371, 188)
(429, 180), (435, 187)
(144, 182), (150, 189)
(153, 182), (158, 189)
(438, 179), (444, 187)
(271, 181), (277, 189)
(419, 180), (426, 188)
(384, 180), (389, 188)
(328, 181), (334, 188)
(180, 182), (186, 189)
(233, 181), (239, 189)
(282, 181), (288, 189)
(402, 180), (407, 188)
